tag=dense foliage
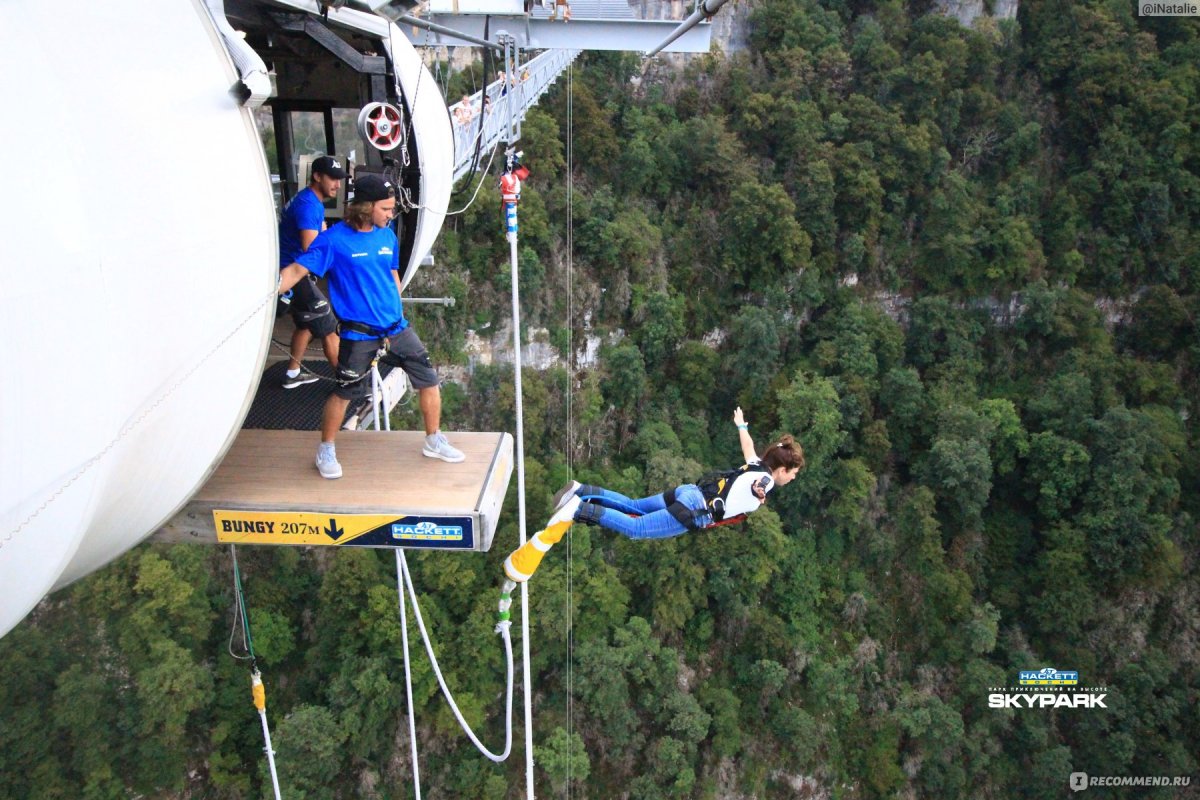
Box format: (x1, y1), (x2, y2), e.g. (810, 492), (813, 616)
(3, 0), (1198, 797)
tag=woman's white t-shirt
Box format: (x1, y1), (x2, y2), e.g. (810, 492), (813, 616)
(719, 459), (775, 519)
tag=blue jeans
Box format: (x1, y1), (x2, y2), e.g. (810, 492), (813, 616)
(580, 485), (712, 540)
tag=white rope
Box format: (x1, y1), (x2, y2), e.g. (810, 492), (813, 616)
(506, 186), (537, 800)
(229, 547), (284, 800)
(564, 60), (576, 798)
(257, 691), (283, 800)
(397, 551), (424, 799)
(445, 144), (502, 216)
(368, 349), (394, 432)
(395, 550), (514, 768)
(371, 361), (384, 432)
(409, 140), (501, 217)
(381, 366), (393, 431)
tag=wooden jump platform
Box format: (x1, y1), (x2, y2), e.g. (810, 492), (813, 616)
(155, 429), (512, 552)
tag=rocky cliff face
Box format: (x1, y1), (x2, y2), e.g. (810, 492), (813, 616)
(629, 0), (755, 52)
(932, 0), (1018, 27)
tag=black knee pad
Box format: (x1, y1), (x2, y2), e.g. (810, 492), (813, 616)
(576, 502), (604, 526)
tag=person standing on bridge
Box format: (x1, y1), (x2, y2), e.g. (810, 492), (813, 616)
(278, 174), (465, 479)
(453, 94), (474, 126)
(549, 0), (571, 21)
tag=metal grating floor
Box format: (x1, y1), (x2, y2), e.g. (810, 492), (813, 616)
(243, 361), (390, 431)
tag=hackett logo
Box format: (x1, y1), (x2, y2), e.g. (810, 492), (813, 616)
(1019, 667), (1078, 685)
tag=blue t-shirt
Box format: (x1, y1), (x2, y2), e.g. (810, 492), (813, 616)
(278, 187), (326, 267)
(296, 222), (408, 341)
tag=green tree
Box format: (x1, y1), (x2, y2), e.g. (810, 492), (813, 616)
(917, 405), (995, 523)
(538, 726), (590, 795)
(721, 179), (812, 291)
(632, 290), (685, 370)
(601, 341), (648, 447)
(270, 705), (346, 800)
(723, 306), (784, 417)
(1025, 432), (1091, 520)
(777, 369), (846, 505)
(1028, 523), (1092, 651)
(1078, 405), (1183, 581)
(132, 639), (214, 789)
(978, 398), (1028, 476)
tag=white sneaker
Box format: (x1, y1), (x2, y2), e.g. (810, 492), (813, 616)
(551, 481), (581, 515)
(316, 445), (342, 479)
(547, 495), (580, 527)
(422, 432), (465, 463)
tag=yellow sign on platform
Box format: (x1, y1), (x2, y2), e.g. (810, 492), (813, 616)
(213, 510), (475, 549)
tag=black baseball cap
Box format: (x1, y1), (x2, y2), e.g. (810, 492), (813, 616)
(311, 155), (347, 179)
(353, 174), (395, 203)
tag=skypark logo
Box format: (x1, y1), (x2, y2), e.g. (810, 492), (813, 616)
(988, 667), (1108, 710)
(989, 692), (1106, 709)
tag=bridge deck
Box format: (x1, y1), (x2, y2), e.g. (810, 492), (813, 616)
(154, 429), (512, 552)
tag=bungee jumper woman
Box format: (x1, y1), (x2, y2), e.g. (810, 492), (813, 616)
(504, 407), (805, 582)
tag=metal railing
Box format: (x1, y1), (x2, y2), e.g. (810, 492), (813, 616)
(449, 47), (579, 184)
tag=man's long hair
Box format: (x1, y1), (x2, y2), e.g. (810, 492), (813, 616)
(344, 199), (375, 229)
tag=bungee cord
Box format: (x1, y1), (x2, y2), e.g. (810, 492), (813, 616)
(564, 59), (577, 799)
(228, 546), (284, 800)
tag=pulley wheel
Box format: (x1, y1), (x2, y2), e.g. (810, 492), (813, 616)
(357, 102), (404, 151)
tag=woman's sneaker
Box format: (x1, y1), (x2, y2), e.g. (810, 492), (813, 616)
(422, 432), (465, 463)
(547, 495), (581, 527)
(551, 481), (581, 515)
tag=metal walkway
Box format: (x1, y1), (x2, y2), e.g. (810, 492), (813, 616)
(449, 48), (579, 183)
(406, 1), (713, 52)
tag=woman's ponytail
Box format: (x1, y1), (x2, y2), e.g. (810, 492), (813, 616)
(762, 434), (805, 472)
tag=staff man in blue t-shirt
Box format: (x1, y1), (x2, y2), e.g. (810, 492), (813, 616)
(278, 175), (464, 478)
(277, 155), (344, 388)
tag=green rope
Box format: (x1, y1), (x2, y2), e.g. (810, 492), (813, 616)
(231, 545), (257, 662)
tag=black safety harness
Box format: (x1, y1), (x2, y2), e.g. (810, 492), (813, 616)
(337, 317), (406, 340)
(662, 463), (772, 531)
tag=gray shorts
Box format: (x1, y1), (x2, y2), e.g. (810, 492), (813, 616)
(289, 275), (338, 338)
(334, 326), (439, 399)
